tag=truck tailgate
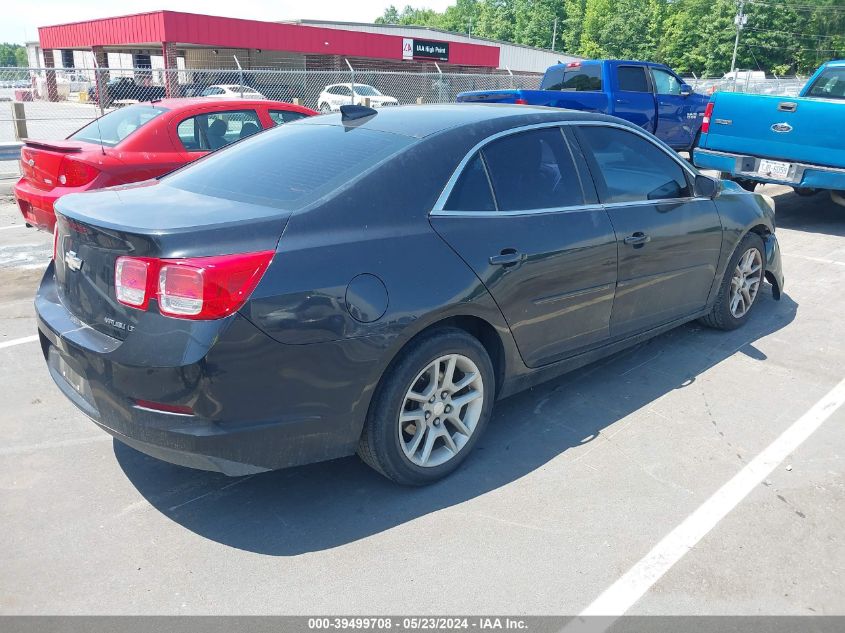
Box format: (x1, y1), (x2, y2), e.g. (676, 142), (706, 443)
(702, 92), (845, 167)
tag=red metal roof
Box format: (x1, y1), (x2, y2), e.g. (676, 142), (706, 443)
(38, 10), (500, 68)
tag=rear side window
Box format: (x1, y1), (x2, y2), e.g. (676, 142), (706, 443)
(269, 110), (309, 125)
(541, 65), (602, 92)
(444, 153), (495, 212)
(481, 127), (583, 211)
(70, 104), (166, 147)
(806, 66), (845, 99)
(618, 66), (650, 92)
(177, 110), (261, 152)
(576, 126), (691, 203)
(164, 124), (413, 211)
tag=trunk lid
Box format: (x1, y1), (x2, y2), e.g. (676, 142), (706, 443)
(20, 140), (99, 191)
(53, 181), (290, 340)
(702, 92), (845, 167)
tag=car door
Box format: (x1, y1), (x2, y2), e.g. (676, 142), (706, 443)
(612, 64), (657, 133)
(430, 125), (618, 368)
(651, 66), (695, 148)
(573, 123), (723, 339)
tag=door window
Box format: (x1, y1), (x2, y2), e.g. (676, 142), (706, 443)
(444, 153), (496, 212)
(618, 66), (650, 92)
(479, 127), (583, 211)
(577, 126), (691, 203)
(651, 68), (683, 95)
(269, 110), (309, 125)
(177, 110), (262, 151)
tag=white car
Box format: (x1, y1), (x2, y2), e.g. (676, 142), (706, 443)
(317, 83), (398, 112)
(200, 84), (267, 100)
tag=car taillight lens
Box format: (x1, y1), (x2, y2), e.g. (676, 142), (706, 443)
(514, 98), (528, 105)
(58, 157), (99, 187)
(115, 251), (274, 320)
(115, 257), (152, 308)
(701, 101), (715, 134)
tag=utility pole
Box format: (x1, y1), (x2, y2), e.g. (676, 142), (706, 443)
(552, 17), (558, 51)
(730, 0), (747, 89)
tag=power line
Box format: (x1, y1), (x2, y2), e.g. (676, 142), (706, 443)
(746, 27), (845, 40)
(745, 1), (845, 13)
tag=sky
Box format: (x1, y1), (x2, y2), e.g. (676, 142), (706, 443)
(3, 0), (454, 44)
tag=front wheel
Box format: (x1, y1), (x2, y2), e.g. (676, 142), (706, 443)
(358, 328), (495, 485)
(700, 232), (765, 330)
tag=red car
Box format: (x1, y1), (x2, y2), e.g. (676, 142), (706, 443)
(15, 98), (316, 231)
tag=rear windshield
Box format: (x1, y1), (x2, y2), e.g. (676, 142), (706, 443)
(164, 123), (414, 210)
(541, 65), (602, 91)
(806, 67), (845, 100)
(70, 104), (167, 147)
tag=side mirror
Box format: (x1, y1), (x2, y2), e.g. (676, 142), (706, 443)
(680, 84), (693, 97)
(695, 174), (720, 199)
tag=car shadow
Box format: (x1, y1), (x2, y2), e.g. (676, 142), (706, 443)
(115, 289), (797, 555)
(767, 188), (845, 237)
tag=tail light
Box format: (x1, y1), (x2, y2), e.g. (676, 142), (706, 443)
(115, 251), (274, 320)
(57, 156), (99, 187)
(701, 102), (715, 134)
(567, 62), (581, 68)
(514, 98), (528, 105)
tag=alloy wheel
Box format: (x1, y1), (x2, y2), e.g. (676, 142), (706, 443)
(398, 354), (484, 468)
(729, 247), (763, 318)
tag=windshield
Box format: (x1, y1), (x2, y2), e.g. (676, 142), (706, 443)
(806, 67), (845, 100)
(353, 85), (382, 96)
(541, 65), (603, 91)
(164, 123), (413, 210)
(69, 104), (167, 147)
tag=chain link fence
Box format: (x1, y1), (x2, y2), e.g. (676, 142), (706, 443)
(0, 65), (809, 176)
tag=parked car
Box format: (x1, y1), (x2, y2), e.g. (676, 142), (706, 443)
(15, 98), (315, 232)
(38, 104), (783, 485)
(457, 60), (710, 152)
(317, 83), (398, 112)
(693, 60), (845, 203)
(87, 77), (167, 107)
(199, 84), (267, 100)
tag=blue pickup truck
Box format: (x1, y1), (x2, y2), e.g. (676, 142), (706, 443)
(693, 60), (845, 204)
(457, 59), (710, 151)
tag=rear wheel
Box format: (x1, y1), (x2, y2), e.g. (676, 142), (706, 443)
(319, 102), (331, 114)
(700, 232), (765, 330)
(358, 328), (495, 485)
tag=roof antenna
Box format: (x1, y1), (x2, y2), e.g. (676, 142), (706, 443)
(91, 55), (106, 156)
(340, 104), (377, 120)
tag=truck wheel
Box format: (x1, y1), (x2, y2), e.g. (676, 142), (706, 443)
(793, 187), (818, 197)
(700, 232), (765, 331)
(358, 328), (495, 486)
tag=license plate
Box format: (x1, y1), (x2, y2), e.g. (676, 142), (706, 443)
(58, 355), (87, 395)
(757, 159), (791, 180)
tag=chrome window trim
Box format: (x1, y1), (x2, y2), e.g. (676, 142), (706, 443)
(431, 119), (702, 217)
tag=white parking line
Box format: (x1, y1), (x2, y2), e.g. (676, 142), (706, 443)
(0, 334), (38, 350)
(572, 375), (845, 622)
(783, 252), (845, 267)
(0, 225), (25, 231)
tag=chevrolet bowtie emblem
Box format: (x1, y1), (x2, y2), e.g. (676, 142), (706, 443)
(65, 250), (83, 272)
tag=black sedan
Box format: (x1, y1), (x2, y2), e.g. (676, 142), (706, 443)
(37, 104), (784, 485)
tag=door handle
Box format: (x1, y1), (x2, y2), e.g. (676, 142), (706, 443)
(616, 98), (630, 104)
(623, 232), (651, 246)
(489, 249), (524, 267)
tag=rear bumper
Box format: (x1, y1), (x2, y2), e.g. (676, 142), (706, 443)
(694, 148), (845, 191)
(35, 264), (385, 475)
(14, 178), (60, 231)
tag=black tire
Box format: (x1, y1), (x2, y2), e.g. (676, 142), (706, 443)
(793, 187), (819, 197)
(319, 103), (331, 114)
(358, 328), (495, 486)
(699, 232), (765, 331)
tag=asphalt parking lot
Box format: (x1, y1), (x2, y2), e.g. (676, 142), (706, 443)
(1, 186), (843, 616)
